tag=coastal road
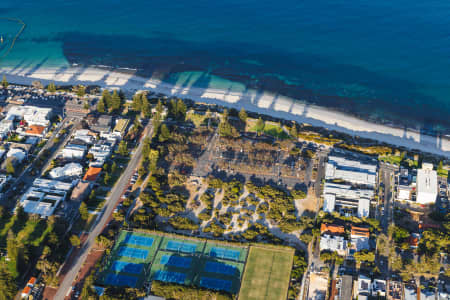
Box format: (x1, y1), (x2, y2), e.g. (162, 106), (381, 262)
(54, 122), (153, 300)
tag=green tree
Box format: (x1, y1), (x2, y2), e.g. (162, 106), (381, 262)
(239, 108), (247, 123)
(75, 85), (86, 97)
(0, 266), (16, 300)
(158, 124), (171, 142)
(111, 90), (121, 111)
(111, 161), (117, 174)
(176, 99), (186, 120)
(169, 99), (177, 118)
(290, 124), (298, 138)
(155, 99), (164, 114)
(255, 117), (265, 135)
(80, 274), (97, 299)
(354, 250), (375, 263)
(47, 82), (56, 93)
(117, 140), (128, 156)
(132, 92), (143, 111)
(97, 98), (105, 113)
(79, 202), (89, 221)
(1, 75), (8, 89)
(148, 149), (159, 172)
(101, 89), (112, 110)
(70, 235), (81, 247)
(5, 159), (14, 175)
(142, 137), (151, 158)
(133, 116), (142, 129)
(141, 94), (151, 117)
(218, 110), (238, 138)
(104, 172), (111, 185)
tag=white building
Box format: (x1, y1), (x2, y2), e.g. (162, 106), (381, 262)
(397, 185), (413, 201)
(322, 182), (373, 217)
(6, 148), (26, 162)
(89, 144), (113, 160)
(350, 226), (370, 252)
(357, 275), (371, 299)
(325, 156), (377, 186)
(73, 129), (95, 145)
(49, 163), (83, 179)
(61, 144), (87, 160)
(371, 279), (386, 297)
(404, 286), (417, 300)
(319, 234), (347, 256)
(0, 119), (14, 139)
(7, 105), (52, 127)
(100, 131), (121, 144)
(416, 163), (437, 204)
(19, 178), (73, 217)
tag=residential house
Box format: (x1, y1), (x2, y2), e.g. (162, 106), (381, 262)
(320, 223), (345, 235)
(372, 279), (386, 297)
(49, 162), (83, 179)
(83, 166), (102, 182)
(357, 275), (371, 300)
(350, 226), (370, 251)
(61, 144), (87, 160)
(319, 234), (347, 256)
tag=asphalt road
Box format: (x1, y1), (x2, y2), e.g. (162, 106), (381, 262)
(54, 122), (153, 300)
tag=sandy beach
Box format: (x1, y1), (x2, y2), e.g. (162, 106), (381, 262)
(1, 65), (450, 158)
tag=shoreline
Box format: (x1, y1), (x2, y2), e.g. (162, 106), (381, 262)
(1, 65), (450, 158)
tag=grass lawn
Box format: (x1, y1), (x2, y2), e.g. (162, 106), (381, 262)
(239, 245), (294, 300)
(438, 168), (448, 178)
(379, 154), (403, 165)
(246, 119), (290, 140)
(187, 112), (208, 127)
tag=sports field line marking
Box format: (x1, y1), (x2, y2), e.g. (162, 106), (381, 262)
(263, 251), (276, 300)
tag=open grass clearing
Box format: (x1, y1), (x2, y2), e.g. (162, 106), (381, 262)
(239, 245), (294, 300)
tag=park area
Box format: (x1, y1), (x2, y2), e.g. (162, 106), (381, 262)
(239, 245), (295, 300)
(99, 230), (295, 298)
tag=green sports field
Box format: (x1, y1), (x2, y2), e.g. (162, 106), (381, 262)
(239, 245), (294, 300)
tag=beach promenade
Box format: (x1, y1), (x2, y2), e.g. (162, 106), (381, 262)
(1, 66), (450, 158)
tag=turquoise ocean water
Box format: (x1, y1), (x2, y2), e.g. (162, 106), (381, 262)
(1, 0), (450, 131)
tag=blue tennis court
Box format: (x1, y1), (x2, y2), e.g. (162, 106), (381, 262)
(118, 246), (148, 260)
(209, 247), (240, 261)
(124, 234), (154, 247)
(200, 277), (232, 292)
(204, 261), (237, 276)
(166, 240), (197, 253)
(154, 270), (186, 284)
(105, 273), (138, 287)
(111, 261), (143, 274)
(160, 255), (192, 268)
